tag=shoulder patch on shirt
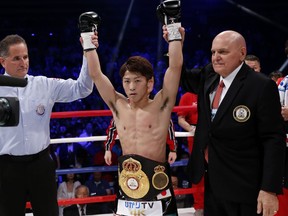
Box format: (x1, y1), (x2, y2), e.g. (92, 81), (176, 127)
(36, 104), (45, 115)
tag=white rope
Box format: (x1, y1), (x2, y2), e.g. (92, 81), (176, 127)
(50, 131), (288, 147)
(50, 131), (194, 144)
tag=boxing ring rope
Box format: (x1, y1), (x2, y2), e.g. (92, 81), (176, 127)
(50, 105), (195, 118)
(26, 186), (205, 208)
(50, 105), (195, 176)
(26, 104), (287, 210)
(51, 131), (192, 144)
(25, 105), (203, 209)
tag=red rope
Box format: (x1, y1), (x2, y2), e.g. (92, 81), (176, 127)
(26, 187), (204, 208)
(51, 105), (196, 118)
(25, 105), (199, 209)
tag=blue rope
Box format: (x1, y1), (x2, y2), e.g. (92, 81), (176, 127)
(56, 159), (188, 175)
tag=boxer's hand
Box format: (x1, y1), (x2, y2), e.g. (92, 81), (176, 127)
(104, 150), (112, 165)
(162, 25), (185, 47)
(79, 11), (101, 51)
(157, 0), (181, 42)
(80, 32), (99, 54)
(168, 151), (177, 164)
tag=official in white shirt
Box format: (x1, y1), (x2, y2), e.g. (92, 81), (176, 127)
(0, 34), (96, 216)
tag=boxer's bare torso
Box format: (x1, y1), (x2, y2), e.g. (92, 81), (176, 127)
(113, 94), (172, 163)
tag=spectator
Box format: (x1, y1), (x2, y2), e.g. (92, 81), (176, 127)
(78, 122), (98, 157)
(57, 132), (84, 169)
(276, 75), (288, 216)
(177, 91), (205, 215)
(84, 172), (112, 214)
(63, 185), (99, 216)
(269, 70), (283, 83)
(171, 174), (186, 209)
(244, 54), (261, 72)
(57, 173), (81, 216)
(177, 92), (198, 153)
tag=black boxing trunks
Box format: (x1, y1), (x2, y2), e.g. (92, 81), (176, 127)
(115, 154), (178, 216)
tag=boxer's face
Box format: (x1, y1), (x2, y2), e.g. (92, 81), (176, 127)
(122, 71), (150, 102)
(0, 43), (29, 78)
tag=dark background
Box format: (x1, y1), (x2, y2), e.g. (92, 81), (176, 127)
(1, 0), (288, 75)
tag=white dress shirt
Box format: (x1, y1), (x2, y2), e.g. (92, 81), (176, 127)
(210, 63), (243, 120)
(0, 57), (93, 155)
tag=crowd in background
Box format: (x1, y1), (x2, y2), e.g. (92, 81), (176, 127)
(1, 25), (286, 195)
(1, 4), (288, 213)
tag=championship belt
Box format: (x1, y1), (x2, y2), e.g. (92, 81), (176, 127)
(118, 154), (170, 200)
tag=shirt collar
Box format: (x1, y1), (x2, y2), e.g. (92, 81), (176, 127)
(220, 62), (243, 89)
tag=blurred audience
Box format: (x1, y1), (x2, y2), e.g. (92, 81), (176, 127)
(4, 27), (283, 214)
(84, 172), (113, 214)
(63, 185), (99, 216)
(57, 173), (81, 216)
(244, 54), (261, 72)
(269, 70), (283, 83)
(56, 132), (84, 169)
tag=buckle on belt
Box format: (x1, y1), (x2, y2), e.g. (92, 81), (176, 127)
(119, 157), (169, 199)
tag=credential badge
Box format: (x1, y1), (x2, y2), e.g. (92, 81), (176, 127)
(36, 104), (45, 115)
(233, 105), (250, 122)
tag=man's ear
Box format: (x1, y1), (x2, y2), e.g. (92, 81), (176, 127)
(240, 47), (247, 62)
(0, 57), (4, 67)
(147, 77), (154, 93)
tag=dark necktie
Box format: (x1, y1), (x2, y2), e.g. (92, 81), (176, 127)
(80, 207), (85, 216)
